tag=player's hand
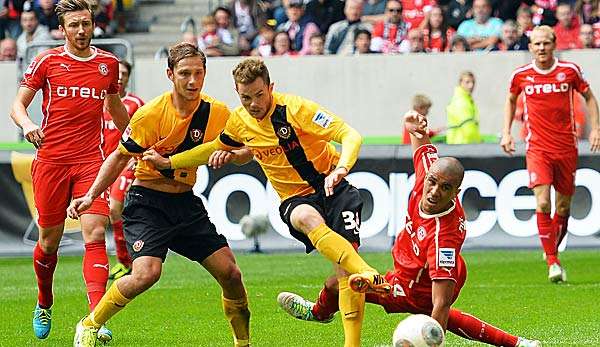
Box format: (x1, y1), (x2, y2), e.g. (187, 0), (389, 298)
(404, 110), (428, 138)
(23, 122), (44, 149)
(67, 195), (94, 219)
(324, 167), (348, 197)
(208, 150), (234, 169)
(589, 128), (600, 152)
(142, 149), (171, 170)
(500, 133), (515, 156)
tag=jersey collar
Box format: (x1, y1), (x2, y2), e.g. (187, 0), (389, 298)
(63, 45), (97, 62)
(418, 200), (456, 219)
(532, 58), (558, 75)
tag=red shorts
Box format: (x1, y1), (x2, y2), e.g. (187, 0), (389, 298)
(109, 165), (135, 203)
(32, 160), (109, 228)
(526, 150), (577, 196)
(367, 257), (467, 314)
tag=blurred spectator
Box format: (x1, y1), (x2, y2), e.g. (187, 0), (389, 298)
(35, 0), (62, 39)
(401, 0), (436, 30)
(401, 28), (426, 52)
(423, 5), (455, 52)
(307, 32), (325, 54)
(0, 37), (16, 60)
(198, 15), (220, 51)
(516, 5), (534, 37)
(575, 0), (599, 24)
(450, 34), (470, 50)
(362, 0), (387, 20)
(496, 19), (529, 50)
(325, 0), (370, 54)
(277, 0), (320, 55)
(272, 30), (297, 55)
(227, 0), (268, 52)
(181, 31), (199, 47)
(16, 10), (51, 66)
(531, 0), (558, 26)
(0, 0), (24, 40)
(491, 0), (535, 21)
(594, 14), (600, 46)
(92, 0), (114, 37)
(371, 0), (408, 53)
(456, 0), (503, 50)
(446, 71), (481, 144)
(554, 2), (581, 50)
(353, 28), (375, 53)
(305, 0), (345, 34)
(251, 21), (276, 56)
(402, 94), (438, 144)
(212, 6), (241, 56)
(445, 0), (472, 30)
(578, 23), (596, 47)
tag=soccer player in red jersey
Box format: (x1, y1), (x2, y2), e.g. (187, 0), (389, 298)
(103, 60), (144, 280)
(278, 112), (541, 347)
(9, 0), (129, 341)
(501, 25), (600, 283)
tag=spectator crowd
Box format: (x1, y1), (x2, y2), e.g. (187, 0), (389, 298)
(179, 0), (600, 57)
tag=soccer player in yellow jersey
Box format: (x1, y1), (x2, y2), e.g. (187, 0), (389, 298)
(143, 58), (390, 347)
(67, 43), (252, 347)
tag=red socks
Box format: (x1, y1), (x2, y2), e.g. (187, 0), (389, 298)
(83, 241), (109, 311)
(447, 309), (519, 347)
(33, 243), (58, 308)
(536, 212), (558, 266)
(112, 220), (131, 267)
(553, 214), (569, 251)
(311, 286), (339, 320)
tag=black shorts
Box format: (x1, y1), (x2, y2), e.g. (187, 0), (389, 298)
(279, 179), (363, 253)
(122, 185), (229, 263)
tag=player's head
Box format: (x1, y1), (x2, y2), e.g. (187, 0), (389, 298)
(411, 94), (432, 116)
(232, 58), (274, 120)
(119, 60), (132, 92)
(166, 42), (207, 102)
(56, 0), (94, 53)
(458, 71), (475, 94)
(421, 157), (464, 214)
(529, 26), (556, 66)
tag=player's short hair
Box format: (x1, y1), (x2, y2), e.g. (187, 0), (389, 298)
(119, 60), (132, 75)
(412, 94), (432, 109)
(167, 42), (206, 70)
(55, 0), (94, 26)
(458, 70), (475, 82)
(232, 58), (271, 86)
(531, 25), (556, 43)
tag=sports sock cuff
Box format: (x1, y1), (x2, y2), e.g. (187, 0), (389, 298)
(307, 223), (331, 246)
(84, 240), (106, 251)
(112, 280), (133, 304)
(222, 294), (248, 308)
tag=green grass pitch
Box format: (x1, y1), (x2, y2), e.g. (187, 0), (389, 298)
(1, 249), (599, 346)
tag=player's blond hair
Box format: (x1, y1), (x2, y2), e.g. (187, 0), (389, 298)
(459, 71), (475, 83)
(412, 94), (432, 109)
(55, 0), (94, 26)
(232, 58), (271, 86)
(531, 25), (556, 43)
(167, 42), (206, 70)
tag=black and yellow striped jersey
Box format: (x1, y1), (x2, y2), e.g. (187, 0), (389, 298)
(118, 91), (230, 186)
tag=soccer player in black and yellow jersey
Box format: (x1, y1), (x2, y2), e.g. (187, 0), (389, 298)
(67, 43), (252, 347)
(143, 58), (390, 347)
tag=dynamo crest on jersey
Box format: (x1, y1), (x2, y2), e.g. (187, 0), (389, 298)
(190, 129), (203, 142)
(98, 63), (109, 76)
(132, 240), (144, 252)
(277, 125), (292, 139)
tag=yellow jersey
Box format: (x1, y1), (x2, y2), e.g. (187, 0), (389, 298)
(118, 91), (230, 186)
(217, 92), (354, 200)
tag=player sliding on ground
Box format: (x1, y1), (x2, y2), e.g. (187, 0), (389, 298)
(142, 57), (390, 347)
(68, 43), (251, 347)
(277, 111), (542, 347)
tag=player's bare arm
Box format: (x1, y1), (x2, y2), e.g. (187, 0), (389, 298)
(325, 123), (361, 196)
(404, 110), (431, 151)
(67, 150), (131, 219)
(501, 93), (518, 156)
(581, 89), (600, 152)
(208, 148), (254, 169)
(10, 87), (44, 148)
(431, 279), (456, 331)
(105, 94), (130, 132)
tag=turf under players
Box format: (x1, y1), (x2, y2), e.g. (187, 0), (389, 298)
(501, 25), (600, 282)
(68, 43), (251, 347)
(102, 60), (144, 280)
(277, 111), (542, 347)
(142, 58), (390, 347)
(9, 0), (129, 341)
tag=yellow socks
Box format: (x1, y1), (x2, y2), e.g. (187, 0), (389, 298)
(222, 294), (251, 347)
(307, 223), (375, 275)
(338, 276), (365, 347)
(83, 280), (131, 329)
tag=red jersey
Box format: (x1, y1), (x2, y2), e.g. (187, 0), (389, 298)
(391, 144), (466, 295)
(401, 0), (436, 29)
(102, 93), (144, 154)
(554, 19), (581, 50)
(21, 45), (120, 164)
(593, 22), (600, 48)
(423, 27), (455, 52)
(509, 59), (590, 153)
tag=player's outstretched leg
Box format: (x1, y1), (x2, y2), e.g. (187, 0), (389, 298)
(32, 242), (58, 339)
(277, 292), (335, 323)
(447, 308), (542, 347)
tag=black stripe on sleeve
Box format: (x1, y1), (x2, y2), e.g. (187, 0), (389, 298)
(220, 132), (244, 148)
(121, 138), (146, 153)
(270, 104), (325, 191)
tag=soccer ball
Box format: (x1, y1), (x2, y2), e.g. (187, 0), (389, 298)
(239, 214), (270, 237)
(392, 314), (445, 347)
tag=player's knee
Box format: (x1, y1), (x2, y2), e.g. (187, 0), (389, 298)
(290, 205), (322, 233)
(219, 265), (244, 289)
(536, 200), (551, 213)
(109, 207), (121, 222)
(555, 204), (570, 217)
(133, 264), (162, 289)
(38, 238), (59, 254)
